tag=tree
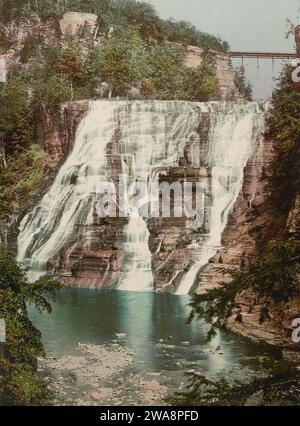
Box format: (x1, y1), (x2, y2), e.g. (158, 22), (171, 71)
(234, 66), (252, 101)
(98, 30), (149, 97)
(187, 56), (220, 101)
(160, 19), (229, 52)
(0, 78), (33, 155)
(115, 0), (161, 41)
(0, 145), (50, 220)
(0, 247), (61, 405)
(147, 43), (188, 100)
(55, 48), (87, 100)
(32, 74), (71, 111)
(266, 66), (300, 216)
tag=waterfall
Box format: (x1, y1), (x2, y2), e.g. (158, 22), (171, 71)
(175, 104), (265, 295)
(17, 101), (119, 282)
(17, 100), (265, 293)
(118, 212), (154, 292)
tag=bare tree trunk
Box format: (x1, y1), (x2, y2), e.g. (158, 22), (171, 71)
(0, 137), (6, 169)
(70, 80), (74, 101)
(108, 85), (113, 99)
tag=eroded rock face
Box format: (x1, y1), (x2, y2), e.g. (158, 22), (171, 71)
(287, 194), (300, 237)
(0, 57), (7, 83)
(183, 45), (243, 101)
(0, 14), (57, 75)
(39, 101), (89, 158)
(59, 12), (98, 38)
(295, 25), (300, 56)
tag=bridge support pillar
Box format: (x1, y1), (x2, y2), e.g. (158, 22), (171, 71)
(295, 25), (300, 56)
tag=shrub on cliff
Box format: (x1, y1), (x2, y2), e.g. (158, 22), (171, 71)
(234, 66), (252, 101)
(147, 43), (190, 100)
(160, 19), (229, 52)
(189, 238), (300, 329)
(96, 29), (149, 97)
(0, 78), (34, 155)
(0, 145), (50, 221)
(187, 55), (220, 101)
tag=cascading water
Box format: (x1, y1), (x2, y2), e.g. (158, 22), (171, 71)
(17, 100), (265, 294)
(118, 208), (154, 292)
(175, 104), (265, 295)
(17, 101), (119, 282)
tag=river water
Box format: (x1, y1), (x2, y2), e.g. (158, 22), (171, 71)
(28, 289), (275, 406)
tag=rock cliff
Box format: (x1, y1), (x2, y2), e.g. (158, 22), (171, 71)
(184, 45), (243, 101)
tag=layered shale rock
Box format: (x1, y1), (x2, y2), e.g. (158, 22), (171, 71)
(39, 101), (89, 158)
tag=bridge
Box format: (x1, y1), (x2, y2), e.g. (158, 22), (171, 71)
(229, 51), (297, 60)
(228, 51), (298, 71)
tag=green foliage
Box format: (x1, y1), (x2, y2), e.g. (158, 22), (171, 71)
(0, 145), (50, 221)
(55, 47), (87, 81)
(0, 247), (61, 405)
(0, 78), (33, 155)
(169, 368), (300, 406)
(146, 43), (187, 100)
(189, 238), (300, 328)
(0, 24), (12, 53)
(0, 0), (226, 114)
(97, 29), (148, 97)
(86, 29), (219, 101)
(32, 74), (72, 110)
(109, 0), (161, 41)
(160, 19), (229, 52)
(3, 365), (51, 406)
(187, 55), (220, 101)
(234, 66), (252, 101)
(20, 35), (42, 64)
(266, 66), (300, 216)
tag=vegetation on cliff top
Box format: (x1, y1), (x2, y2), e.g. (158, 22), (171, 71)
(0, 145), (50, 221)
(0, 0), (229, 52)
(0, 247), (61, 405)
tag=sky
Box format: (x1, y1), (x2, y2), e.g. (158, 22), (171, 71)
(149, 0), (300, 99)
